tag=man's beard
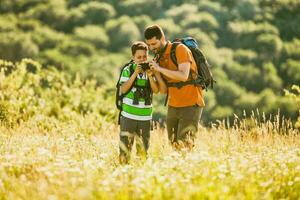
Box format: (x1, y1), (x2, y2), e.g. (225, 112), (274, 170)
(155, 42), (164, 54)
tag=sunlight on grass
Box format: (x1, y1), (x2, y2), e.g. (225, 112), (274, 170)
(0, 120), (299, 200)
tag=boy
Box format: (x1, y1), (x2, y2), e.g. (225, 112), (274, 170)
(117, 41), (159, 164)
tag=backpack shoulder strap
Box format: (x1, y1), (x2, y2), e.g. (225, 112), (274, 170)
(170, 42), (180, 67)
(116, 60), (134, 87)
(129, 63), (135, 77)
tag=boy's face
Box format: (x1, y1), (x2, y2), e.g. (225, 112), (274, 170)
(145, 36), (163, 54)
(132, 49), (148, 64)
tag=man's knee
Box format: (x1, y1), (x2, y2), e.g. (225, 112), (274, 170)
(178, 121), (198, 139)
(167, 117), (178, 143)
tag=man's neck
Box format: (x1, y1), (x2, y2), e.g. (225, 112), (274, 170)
(158, 41), (168, 54)
(161, 40), (167, 47)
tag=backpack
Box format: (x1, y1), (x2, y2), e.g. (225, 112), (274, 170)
(115, 61), (135, 123)
(168, 37), (215, 90)
(115, 61), (152, 124)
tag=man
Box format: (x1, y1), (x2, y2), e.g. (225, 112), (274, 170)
(117, 41), (159, 164)
(144, 24), (205, 149)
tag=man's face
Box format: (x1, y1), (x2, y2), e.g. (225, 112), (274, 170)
(132, 49), (147, 64)
(145, 37), (163, 54)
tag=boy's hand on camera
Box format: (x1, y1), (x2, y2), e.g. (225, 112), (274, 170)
(134, 66), (143, 75)
(146, 69), (153, 76)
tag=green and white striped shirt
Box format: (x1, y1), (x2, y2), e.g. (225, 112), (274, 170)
(119, 63), (152, 121)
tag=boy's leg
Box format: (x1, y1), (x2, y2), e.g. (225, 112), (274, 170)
(119, 132), (134, 164)
(136, 120), (151, 159)
(119, 116), (137, 164)
(177, 105), (203, 150)
(166, 106), (179, 146)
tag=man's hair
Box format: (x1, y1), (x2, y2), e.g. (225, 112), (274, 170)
(144, 24), (164, 40)
(131, 41), (148, 56)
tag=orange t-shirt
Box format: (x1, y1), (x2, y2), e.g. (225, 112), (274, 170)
(159, 41), (205, 107)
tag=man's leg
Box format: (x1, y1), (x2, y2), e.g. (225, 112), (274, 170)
(136, 120), (151, 159)
(119, 116), (137, 164)
(177, 105), (203, 149)
(166, 106), (179, 146)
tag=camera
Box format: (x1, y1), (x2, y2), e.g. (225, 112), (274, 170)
(139, 62), (150, 71)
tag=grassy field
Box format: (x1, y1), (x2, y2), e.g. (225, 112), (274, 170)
(0, 118), (299, 200)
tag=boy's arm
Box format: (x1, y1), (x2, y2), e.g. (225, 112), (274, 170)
(153, 71), (167, 94)
(120, 66), (142, 94)
(147, 70), (159, 94)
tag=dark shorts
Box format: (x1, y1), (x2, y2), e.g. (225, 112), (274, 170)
(119, 116), (151, 157)
(166, 105), (203, 144)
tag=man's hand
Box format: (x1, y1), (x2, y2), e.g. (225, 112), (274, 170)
(149, 61), (161, 72)
(150, 61), (190, 82)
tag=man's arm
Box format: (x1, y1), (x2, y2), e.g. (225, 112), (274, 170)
(150, 61), (190, 82)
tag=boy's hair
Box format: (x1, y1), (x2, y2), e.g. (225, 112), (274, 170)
(131, 41), (148, 56)
(144, 24), (165, 40)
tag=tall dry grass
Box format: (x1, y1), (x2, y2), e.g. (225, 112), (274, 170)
(0, 115), (299, 200)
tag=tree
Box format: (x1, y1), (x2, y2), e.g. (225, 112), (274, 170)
(257, 89), (277, 113)
(67, 0), (90, 8)
(180, 12), (219, 33)
(186, 28), (216, 47)
(21, 0), (69, 32)
(0, 14), (17, 32)
(223, 62), (263, 92)
(234, 92), (260, 111)
(165, 4), (198, 24)
(233, 49), (258, 65)
(117, 0), (162, 19)
(211, 106), (233, 120)
(227, 21), (279, 49)
(74, 25), (109, 48)
(282, 38), (300, 61)
(105, 16), (140, 51)
(162, 0), (183, 9)
(0, 32), (39, 61)
(0, 0), (47, 13)
(58, 39), (95, 57)
(233, 0), (260, 20)
(202, 90), (217, 123)
(280, 59), (300, 87)
(153, 19), (181, 39)
(132, 15), (153, 35)
(76, 2), (116, 25)
(261, 62), (282, 92)
(214, 77), (246, 106)
(272, 0), (300, 40)
(31, 26), (66, 50)
(256, 33), (283, 61)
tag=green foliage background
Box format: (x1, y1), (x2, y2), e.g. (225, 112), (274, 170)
(0, 0), (299, 124)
